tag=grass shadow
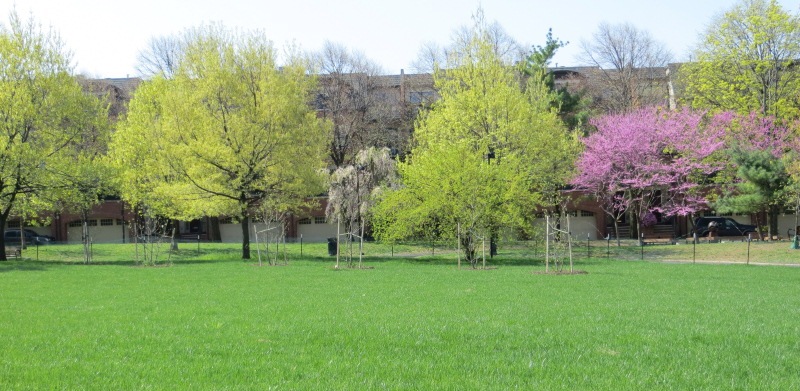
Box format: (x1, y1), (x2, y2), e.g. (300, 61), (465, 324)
(0, 261), (49, 272)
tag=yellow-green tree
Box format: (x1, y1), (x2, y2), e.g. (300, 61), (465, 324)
(373, 23), (579, 267)
(0, 11), (109, 260)
(50, 80), (114, 263)
(680, 0), (800, 120)
(111, 25), (329, 259)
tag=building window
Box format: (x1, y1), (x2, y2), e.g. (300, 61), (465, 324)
(298, 218), (311, 225)
(87, 220), (98, 226)
(117, 219), (126, 226)
(314, 216), (326, 224)
(409, 90), (435, 104)
(68, 221), (82, 228)
(100, 218), (114, 226)
(6, 220), (20, 228)
(580, 210), (595, 217)
(566, 211), (578, 217)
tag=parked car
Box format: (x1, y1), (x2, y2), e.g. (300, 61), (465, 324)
(692, 217), (757, 237)
(4, 229), (52, 246)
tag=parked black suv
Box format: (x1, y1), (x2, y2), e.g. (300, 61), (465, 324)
(693, 217), (757, 237)
(4, 229), (52, 246)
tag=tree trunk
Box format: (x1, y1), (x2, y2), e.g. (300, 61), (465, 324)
(0, 194), (18, 261)
(768, 205), (779, 241)
(359, 219), (364, 269)
(460, 233), (476, 268)
(241, 215), (251, 259)
(567, 214), (573, 273)
(208, 217), (221, 241)
(545, 215), (550, 272)
(133, 214), (140, 264)
(82, 210), (91, 264)
(489, 230), (497, 258)
(336, 217), (340, 269)
(0, 215), (7, 261)
(754, 213), (764, 240)
(629, 209), (638, 240)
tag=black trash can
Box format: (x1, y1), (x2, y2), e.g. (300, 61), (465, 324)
(327, 238), (337, 256)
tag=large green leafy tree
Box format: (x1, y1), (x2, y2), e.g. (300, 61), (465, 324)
(112, 25), (329, 259)
(51, 80), (114, 263)
(0, 11), (108, 260)
(373, 24), (578, 267)
(680, 0), (800, 120)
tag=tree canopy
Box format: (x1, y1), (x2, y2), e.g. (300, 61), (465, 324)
(374, 22), (578, 266)
(111, 24), (329, 259)
(680, 0), (800, 120)
(572, 107), (726, 241)
(0, 11), (109, 259)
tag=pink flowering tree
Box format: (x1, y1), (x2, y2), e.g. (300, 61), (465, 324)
(572, 107), (725, 244)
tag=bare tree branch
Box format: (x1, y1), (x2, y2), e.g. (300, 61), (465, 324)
(578, 22), (673, 113)
(136, 35), (184, 78)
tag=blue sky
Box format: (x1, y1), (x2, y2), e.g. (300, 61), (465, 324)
(2, 0), (798, 77)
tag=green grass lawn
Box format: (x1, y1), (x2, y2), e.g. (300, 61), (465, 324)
(599, 238), (800, 265)
(1, 242), (799, 389)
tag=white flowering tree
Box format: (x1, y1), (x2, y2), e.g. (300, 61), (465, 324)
(326, 147), (395, 268)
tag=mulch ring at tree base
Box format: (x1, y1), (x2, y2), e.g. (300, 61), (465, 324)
(331, 265), (376, 271)
(251, 263), (289, 267)
(532, 270), (588, 275)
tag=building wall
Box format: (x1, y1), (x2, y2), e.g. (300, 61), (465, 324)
(533, 211), (603, 241)
(297, 218), (338, 242)
(778, 214), (799, 238)
(57, 200), (134, 244)
(219, 222), (293, 243)
(66, 218), (129, 244)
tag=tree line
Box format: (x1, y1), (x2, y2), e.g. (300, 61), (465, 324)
(1, 0), (798, 264)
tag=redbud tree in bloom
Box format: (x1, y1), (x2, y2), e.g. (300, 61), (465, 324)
(571, 107), (725, 242)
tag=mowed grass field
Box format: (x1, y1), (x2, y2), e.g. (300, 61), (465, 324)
(1, 242), (799, 390)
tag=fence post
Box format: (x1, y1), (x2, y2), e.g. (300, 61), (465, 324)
(640, 233), (644, 260)
(747, 233), (751, 265)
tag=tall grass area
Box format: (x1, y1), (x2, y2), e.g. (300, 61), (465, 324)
(1, 242), (799, 389)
